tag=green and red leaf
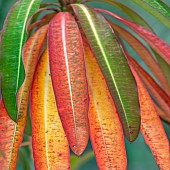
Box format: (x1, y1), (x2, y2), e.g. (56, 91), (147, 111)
(95, 8), (170, 65)
(48, 12), (89, 155)
(127, 54), (170, 118)
(71, 4), (140, 142)
(109, 22), (170, 94)
(0, 0), (43, 121)
(31, 49), (70, 170)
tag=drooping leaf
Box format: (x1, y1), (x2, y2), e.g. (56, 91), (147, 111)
(24, 103), (32, 136)
(153, 49), (170, 88)
(127, 54), (170, 119)
(0, 100), (16, 169)
(155, 105), (170, 124)
(31, 49), (70, 169)
(92, 0), (153, 31)
(132, 0), (170, 29)
(48, 12), (89, 155)
(130, 66), (170, 169)
(1, 25), (48, 169)
(0, 0), (43, 121)
(71, 4), (140, 142)
(95, 8), (170, 65)
(83, 36), (127, 169)
(109, 22), (170, 94)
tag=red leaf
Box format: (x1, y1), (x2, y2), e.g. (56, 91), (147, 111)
(48, 12), (89, 155)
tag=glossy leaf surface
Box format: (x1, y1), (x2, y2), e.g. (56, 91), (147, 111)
(48, 12), (89, 155)
(83, 37), (127, 169)
(31, 49), (70, 170)
(109, 22), (170, 93)
(72, 4), (140, 142)
(132, 0), (170, 29)
(0, 0), (42, 121)
(95, 8), (170, 65)
(130, 66), (170, 170)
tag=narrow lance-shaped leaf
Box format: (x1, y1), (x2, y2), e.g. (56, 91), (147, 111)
(155, 105), (170, 124)
(127, 54), (170, 118)
(71, 4), (140, 142)
(0, 100), (16, 169)
(152, 49), (170, 88)
(90, 0), (153, 31)
(31, 49), (70, 170)
(0, 0), (43, 121)
(95, 8), (170, 65)
(48, 12), (89, 155)
(83, 36), (127, 169)
(130, 66), (170, 170)
(3, 25), (48, 169)
(109, 22), (170, 94)
(132, 0), (170, 29)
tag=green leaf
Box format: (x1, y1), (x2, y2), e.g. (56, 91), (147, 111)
(132, 0), (170, 29)
(153, 49), (170, 88)
(0, 0), (42, 122)
(90, 0), (153, 31)
(71, 4), (140, 142)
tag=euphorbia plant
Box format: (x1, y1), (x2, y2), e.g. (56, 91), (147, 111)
(0, 0), (170, 169)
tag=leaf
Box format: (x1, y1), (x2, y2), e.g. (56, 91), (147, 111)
(109, 22), (170, 94)
(27, 12), (55, 34)
(0, 25), (48, 169)
(48, 12), (89, 155)
(26, 8), (57, 34)
(0, 100), (16, 169)
(71, 4), (140, 142)
(95, 8), (170, 65)
(153, 49), (170, 88)
(83, 36), (127, 169)
(155, 105), (170, 124)
(24, 103), (32, 136)
(127, 54), (170, 119)
(95, 0), (153, 31)
(130, 66), (170, 170)
(0, 0), (43, 121)
(31, 49), (70, 170)
(132, 0), (170, 29)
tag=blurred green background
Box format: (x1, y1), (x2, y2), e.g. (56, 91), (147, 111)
(0, 0), (170, 169)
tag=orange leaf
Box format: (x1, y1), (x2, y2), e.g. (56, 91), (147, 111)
(31, 49), (70, 170)
(84, 37), (127, 169)
(0, 100), (15, 169)
(130, 66), (170, 169)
